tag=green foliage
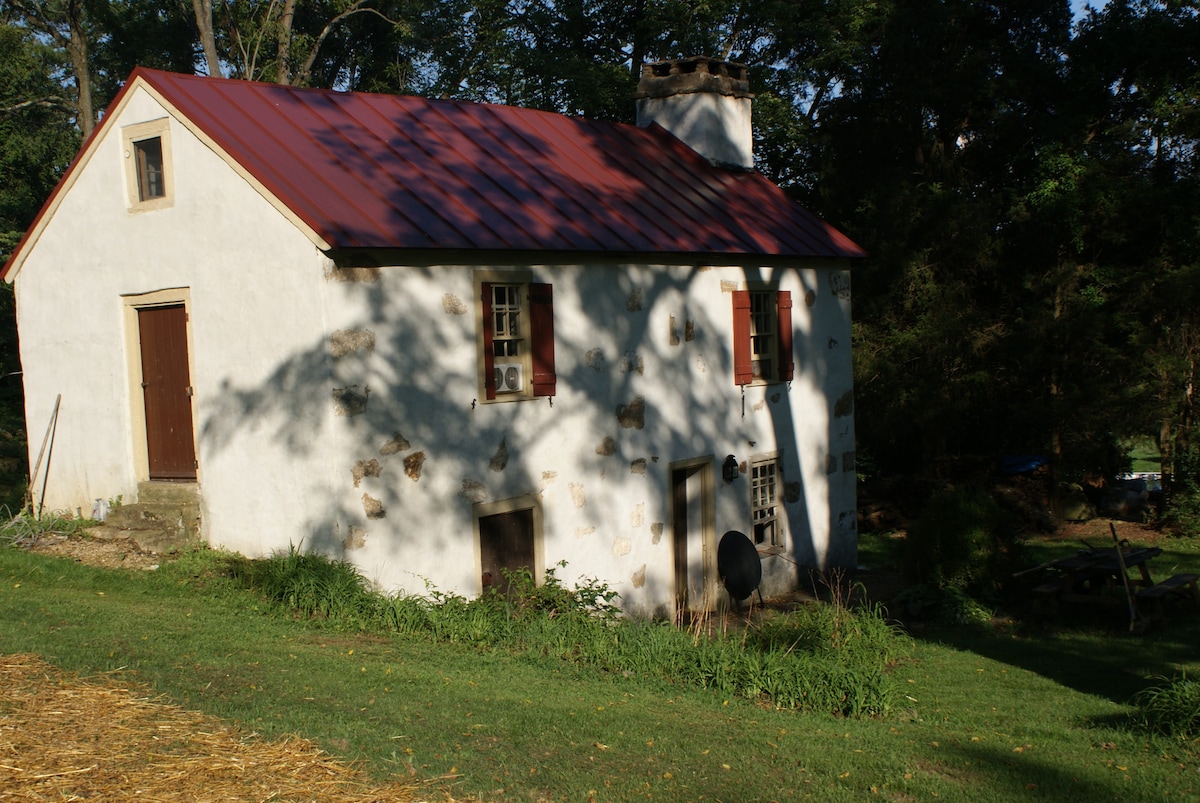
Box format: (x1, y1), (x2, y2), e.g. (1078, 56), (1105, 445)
(224, 544), (384, 628)
(1132, 674), (1200, 739)
(231, 547), (908, 717)
(0, 507), (94, 545)
(902, 487), (1024, 596)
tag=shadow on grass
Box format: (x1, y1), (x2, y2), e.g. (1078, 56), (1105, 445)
(868, 533), (1200, 708)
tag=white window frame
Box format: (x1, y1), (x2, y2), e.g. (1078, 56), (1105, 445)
(750, 453), (784, 551)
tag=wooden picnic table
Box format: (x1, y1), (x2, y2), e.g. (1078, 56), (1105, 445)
(1048, 546), (1161, 604)
(1019, 544), (1198, 628)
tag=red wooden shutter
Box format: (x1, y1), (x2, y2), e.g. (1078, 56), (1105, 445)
(481, 282), (497, 400)
(530, 283), (556, 396)
(777, 291), (794, 382)
(732, 290), (752, 385)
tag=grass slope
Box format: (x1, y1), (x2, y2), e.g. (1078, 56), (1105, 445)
(2, 540), (1199, 801)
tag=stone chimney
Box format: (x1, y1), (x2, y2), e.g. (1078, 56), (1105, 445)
(635, 56), (754, 170)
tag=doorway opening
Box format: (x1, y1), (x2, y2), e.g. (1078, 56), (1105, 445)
(669, 457), (716, 614)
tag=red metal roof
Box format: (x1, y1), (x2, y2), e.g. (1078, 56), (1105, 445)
(5, 68), (864, 276)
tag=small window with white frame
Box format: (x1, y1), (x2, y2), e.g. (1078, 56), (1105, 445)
(750, 455), (782, 548)
(122, 118), (174, 212)
(474, 271), (557, 402)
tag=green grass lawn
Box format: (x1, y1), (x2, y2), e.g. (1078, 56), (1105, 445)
(2, 537), (1200, 801)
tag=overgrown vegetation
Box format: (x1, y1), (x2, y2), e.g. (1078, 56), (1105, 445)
(895, 487), (1025, 622)
(0, 507), (94, 545)
(1133, 673), (1200, 740)
(226, 547), (909, 718)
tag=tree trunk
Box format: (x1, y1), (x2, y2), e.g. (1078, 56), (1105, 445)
(277, 0), (297, 85)
(65, 0), (93, 137)
(191, 0), (223, 78)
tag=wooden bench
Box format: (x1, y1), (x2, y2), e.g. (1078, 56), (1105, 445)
(1136, 573), (1200, 625)
(1031, 577), (1066, 617)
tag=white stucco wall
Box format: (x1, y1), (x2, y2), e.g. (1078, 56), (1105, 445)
(304, 261), (855, 615)
(13, 85), (339, 553)
(12, 84), (856, 616)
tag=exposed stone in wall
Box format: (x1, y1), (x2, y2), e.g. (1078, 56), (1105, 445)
(330, 329), (375, 358)
(842, 451), (856, 473)
(631, 502), (644, 528)
(770, 392), (781, 404)
(826, 454), (838, 475)
(541, 470), (557, 484)
(752, 398), (766, 412)
(720, 279), (738, 293)
(684, 320), (694, 341)
(630, 458), (647, 475)
(626, 288), (643, 311)
(669, 315), (680, 346)
(332, 385), (369, 416)
(380, 432), (411, 456)
(828, 337), (839, 349)
(613, 537), (632, 556)
(459, 479), (486, 502)
(575, 525), (596, 538)
(351, 458), (382, 488)
(833, 390), (854, 418)
(343, 527), (367, 550)
(362, 493), (385, 519)
(585, 349), (606, 371)
(404, 451), (426, 481)
(327, 265), (380, 283)
(828, 273), (851, 300)
(619, 353), (644, 375)
(569, 483), (586, 508)
(650, 522), (664, 544)
(805, 289), (816, 307)
(785, 481), (801, 504)
(442, 293), (467, 315)
(631, 564), (646, 588)
(617, 396), (645, 429)
(596, 436), (616, 456)
(837, 510), (857, 535)
(489, 438), (509, 472)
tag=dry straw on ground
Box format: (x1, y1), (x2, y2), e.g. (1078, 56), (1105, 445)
(0, 653), (442, 802)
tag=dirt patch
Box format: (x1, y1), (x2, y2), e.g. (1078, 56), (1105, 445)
(0, 653), (444, 802)
(22, 531), (168, 570)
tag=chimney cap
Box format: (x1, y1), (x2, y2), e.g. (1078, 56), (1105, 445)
(634, 56), (753, 100)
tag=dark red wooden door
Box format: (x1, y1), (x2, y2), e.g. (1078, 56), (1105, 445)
(138, 305), (197, 480)
(479, 508), (534, 593)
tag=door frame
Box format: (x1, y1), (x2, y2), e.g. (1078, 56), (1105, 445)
(668, 456), (717, 613)
(122, 288), (199, 483)
(473, 493), (544, 595)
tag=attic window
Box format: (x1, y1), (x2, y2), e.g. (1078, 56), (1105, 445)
(135, 137), (165, 201)
(123, 118), (174, 212)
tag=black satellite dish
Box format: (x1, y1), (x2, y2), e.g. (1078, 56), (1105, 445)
(718, 530), (762, 601)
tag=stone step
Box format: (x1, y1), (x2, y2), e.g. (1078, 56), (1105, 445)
(137, 481), (200, 507)
(89, 482), (202, 555)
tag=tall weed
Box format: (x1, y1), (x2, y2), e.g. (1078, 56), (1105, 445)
(231, 548), (908, 717)
(1132, 673), (1200, 738)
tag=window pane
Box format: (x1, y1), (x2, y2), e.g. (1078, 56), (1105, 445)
(135, 137), (165, 201)
(749, 292), (776, 381)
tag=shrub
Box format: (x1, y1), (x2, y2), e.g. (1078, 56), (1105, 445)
(901, 487), (1023, 594)
(1132, 674), (1200, 738)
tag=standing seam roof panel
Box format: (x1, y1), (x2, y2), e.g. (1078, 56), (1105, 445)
(135, 69), (866, 259)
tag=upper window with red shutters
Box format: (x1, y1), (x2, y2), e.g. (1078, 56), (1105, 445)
(475, 272), (556, 402)
(732, 288), (793, 386)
